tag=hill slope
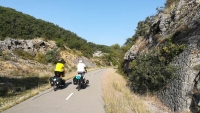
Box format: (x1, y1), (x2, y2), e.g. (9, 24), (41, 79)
(0, 6), (111, 58)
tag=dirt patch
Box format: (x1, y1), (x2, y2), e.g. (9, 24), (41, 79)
(143, 95), (172, 113)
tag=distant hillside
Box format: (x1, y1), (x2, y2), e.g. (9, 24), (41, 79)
(0, 6), (111, 58)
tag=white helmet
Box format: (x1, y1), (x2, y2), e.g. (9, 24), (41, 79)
(79, 60), (82, 63)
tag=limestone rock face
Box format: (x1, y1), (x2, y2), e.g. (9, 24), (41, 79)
(0, 38), (57, 55)
(0, 38), (97, 77)
(123, 0), (200, 112)
(158, 36), (200, 112)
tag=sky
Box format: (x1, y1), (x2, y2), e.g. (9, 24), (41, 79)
(0, 0), (166, 46)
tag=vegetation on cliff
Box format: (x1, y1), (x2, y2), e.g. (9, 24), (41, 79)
(119, 0), (186, 94)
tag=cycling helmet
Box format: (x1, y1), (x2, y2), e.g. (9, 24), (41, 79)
(79, 60), (82, 63)
(57, 58), (63, 63)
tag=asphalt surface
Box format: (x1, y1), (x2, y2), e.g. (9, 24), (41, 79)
(3, 69), (107, 113)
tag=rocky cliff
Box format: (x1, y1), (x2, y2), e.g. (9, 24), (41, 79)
(124, 0), (200, 112)
(0, 38), (97, 77)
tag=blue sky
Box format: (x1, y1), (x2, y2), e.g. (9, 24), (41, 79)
(0, 0), (166, 46)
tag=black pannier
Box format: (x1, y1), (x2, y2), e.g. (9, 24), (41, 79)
(49, 76), (55, 86)
(49, 76), (62, 86)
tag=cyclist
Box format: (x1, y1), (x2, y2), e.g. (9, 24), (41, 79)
(77, 60), (87, 83)
(54, 59), (65, 85)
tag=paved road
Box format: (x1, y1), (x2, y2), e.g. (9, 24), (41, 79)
(3, 69), (107, 113)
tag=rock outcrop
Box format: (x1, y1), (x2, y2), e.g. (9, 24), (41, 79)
(124, 0), (200, 112)
(0, 38), (57, 55)
(0, 38), (97, 77)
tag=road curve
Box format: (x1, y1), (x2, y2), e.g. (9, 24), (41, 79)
(3, 68), (107, 113)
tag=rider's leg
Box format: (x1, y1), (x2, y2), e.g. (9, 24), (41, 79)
(59, 72), (65, 85)
(82, 73), (86, 83)
(78, 72), (85, 83)
(55, 71), (60, 77)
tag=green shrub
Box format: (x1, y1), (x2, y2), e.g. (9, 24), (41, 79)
(129, 53), (177, 94)
(34, 53), (47, 64)
(56, 39), (65, 49)
(94, 61), (101, 66)
(0, 51), (12, 60)
(128, 38), (185, 94)
(160, 38), (186, 64)
(14, 49), (34, 60)
(45, 48), (60, 64)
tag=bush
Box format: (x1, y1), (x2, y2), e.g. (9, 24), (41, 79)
(14, 49), (34, 60)
(160, 38), (186, 64)
(129, 53), (177, 94)
(128, 38), (185, 94)
(165, 0), (180, 7)
(45, 48), (60, 64)
(34, 53), (47, 64)
(0, 51), (12, 60)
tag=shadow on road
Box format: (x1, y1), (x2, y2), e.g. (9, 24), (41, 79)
(75, 84), (90, 91)
(59, 82), (72, 89)
(82, 84), (90, 89)
(32, 82), (72, 100)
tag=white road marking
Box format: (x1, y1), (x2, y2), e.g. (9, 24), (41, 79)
(66, 93), (73, 100)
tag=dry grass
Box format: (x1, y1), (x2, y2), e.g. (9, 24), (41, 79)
(102, 68), (151, 113)
(102, 68), (174, 113)
(164, 2), (176, 14)
(135, 36), (143, 45)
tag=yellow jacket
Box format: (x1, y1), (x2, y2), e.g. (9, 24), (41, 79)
(55, 63), (64, 72)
